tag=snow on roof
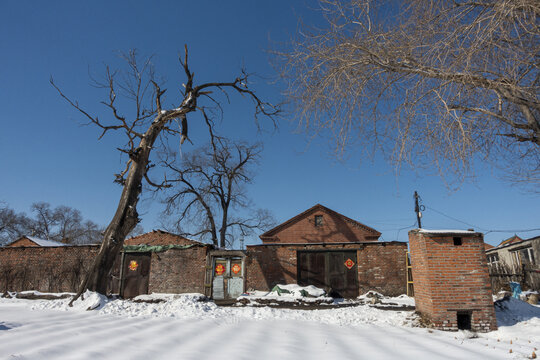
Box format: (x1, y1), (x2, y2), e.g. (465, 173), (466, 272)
(25, 236), (67, 247)
(417, 229), (477, 234)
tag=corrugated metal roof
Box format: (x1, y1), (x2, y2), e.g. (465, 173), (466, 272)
(25, 236), (67, 247)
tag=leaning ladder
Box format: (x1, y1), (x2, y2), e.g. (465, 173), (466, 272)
(406, 252), (414, 297)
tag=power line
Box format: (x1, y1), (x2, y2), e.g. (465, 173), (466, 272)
(485, 228), (540, 234)
(395, 221), (418, 241)
(425, 206), (485, 230)
(425, 205), (540, 235)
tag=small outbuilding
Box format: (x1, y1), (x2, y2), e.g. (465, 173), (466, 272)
(6, 236), (67, 247)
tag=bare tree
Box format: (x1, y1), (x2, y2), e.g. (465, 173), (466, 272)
(0, 203), (32, 246)
(51, 46), (278, 301)
(76, 220), (105, 245)
(162, 139), (275, 248)
(29, 202), (103, 244)
(30, 202), (57, 240)
(280, 0), (539, 189)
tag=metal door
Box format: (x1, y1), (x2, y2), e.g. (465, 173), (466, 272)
(227, 258), (244, 298)
(298, 251), (358, 298)
(212, 257), (244, 300)
(121, 253), (151, 298)
(212, 258), (227, 300)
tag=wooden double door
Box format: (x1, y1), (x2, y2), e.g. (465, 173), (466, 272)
(297, 250), (358, 298)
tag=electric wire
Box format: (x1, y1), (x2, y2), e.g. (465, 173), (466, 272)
(425, 205), (486, 231)
(424, 205), (540, 235)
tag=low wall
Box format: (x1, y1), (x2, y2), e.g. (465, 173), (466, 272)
(0, 245), (99, 293)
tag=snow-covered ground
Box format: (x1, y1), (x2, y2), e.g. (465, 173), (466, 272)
(0, 291), (539, 360)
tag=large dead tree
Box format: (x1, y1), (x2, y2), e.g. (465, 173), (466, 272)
(280, 0), (540, 189)
(162, 139), (275, 248)
(52, 47), (278, 301)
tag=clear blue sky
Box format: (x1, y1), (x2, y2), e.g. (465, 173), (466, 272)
(1, 0), (538, 247)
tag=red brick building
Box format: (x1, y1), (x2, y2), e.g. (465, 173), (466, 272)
(409, 229), (497, 332)
(118, 230), (213, 297)
(245, 204), (407, 297)
(1, 207), (408, 300)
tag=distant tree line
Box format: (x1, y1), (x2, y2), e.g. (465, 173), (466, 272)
(0, 202), (106, 246)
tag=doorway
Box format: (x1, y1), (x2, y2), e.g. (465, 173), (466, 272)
(297, 250), (358, 298)
(212, 256), (245, 300)
(121, 252), (151, 298)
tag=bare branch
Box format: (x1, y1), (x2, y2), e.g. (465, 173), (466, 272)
(279, 0), (540, 189)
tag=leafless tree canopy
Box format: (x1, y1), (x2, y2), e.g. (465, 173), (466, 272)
(0, 203), (31, 245)
(52, 46), (278, 298)
(280, 0), (540, 188)
(162, 139), (275, 248)
(0, 202), (104, 245)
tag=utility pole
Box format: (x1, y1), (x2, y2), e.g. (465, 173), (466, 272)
(414, 191), (424, 228)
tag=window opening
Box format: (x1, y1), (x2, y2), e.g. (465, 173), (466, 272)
(314, 215), (323, 227)
(453, 237), (462, 246)
(520, 247), (535, 265)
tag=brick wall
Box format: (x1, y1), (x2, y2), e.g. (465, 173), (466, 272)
(125, 230), (200, 246)
(262, 207), (380, 244)
(148, 246), (209, 294)
(0, 244), (210, 295)
(0, 246), (99, 293)
(245, 242), (407, 297)
(409, 230), (497, 332)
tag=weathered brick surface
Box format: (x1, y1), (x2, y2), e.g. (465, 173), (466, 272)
(148, 246), (209, 294)
(409, 230), (497, 332)
(0, 243), (210, 295)
(0, 245), (99, 293)
(125, 230), (201, 246)
(260, 205), (380, 244)
(245, 242), (407, 297)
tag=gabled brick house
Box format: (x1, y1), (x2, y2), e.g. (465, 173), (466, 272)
(244, 204), (407, 297)
(259, 204), (381, 244)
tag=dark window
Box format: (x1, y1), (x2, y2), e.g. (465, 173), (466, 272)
(457, 311), (472, 330)
(453, 237), (462, 246)
(314, 215), (323, 227)
(488, 253), (499, 264)
(520, 247), (535, 265)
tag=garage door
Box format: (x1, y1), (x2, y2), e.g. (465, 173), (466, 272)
(297, 250), (358, 298)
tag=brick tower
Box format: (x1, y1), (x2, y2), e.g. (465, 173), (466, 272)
(408, 229), (497, 332)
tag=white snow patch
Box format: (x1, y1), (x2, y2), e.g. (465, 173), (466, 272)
(1, 292), (539, 359)
(418, 229), (476, 234)
(238, 284), (332, 304)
